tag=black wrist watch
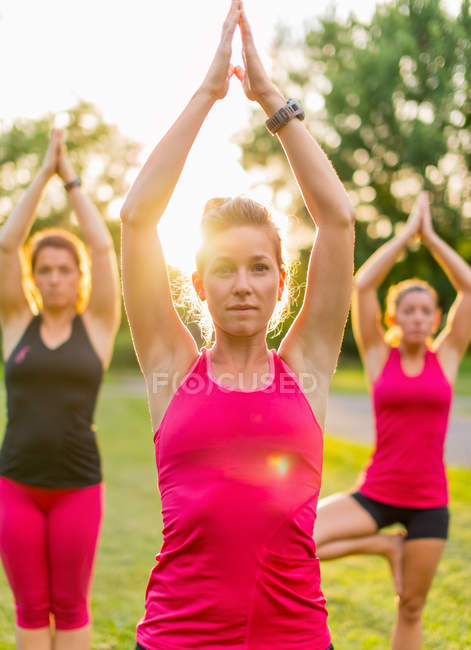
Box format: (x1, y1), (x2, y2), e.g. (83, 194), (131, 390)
(64, 177), (82, 192)
(265, 99), (305, 135)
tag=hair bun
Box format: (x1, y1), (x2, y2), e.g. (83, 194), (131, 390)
(203, 197), (231, 216)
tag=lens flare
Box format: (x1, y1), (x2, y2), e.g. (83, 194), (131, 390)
(267, 454), (290, 476)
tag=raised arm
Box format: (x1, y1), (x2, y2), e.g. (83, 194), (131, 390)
(351, 197), (422, 379)
(236, 5), (354, 381)
(0, 131), (61, 353)
(120, 0), (241, 379)
(420, 193), (471, 375)
(57, 139), (120, 364)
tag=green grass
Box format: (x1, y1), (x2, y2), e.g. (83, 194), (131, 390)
(0, 379), (470, 648)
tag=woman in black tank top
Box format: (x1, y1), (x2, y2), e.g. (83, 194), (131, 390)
(0, 130), (120, 649)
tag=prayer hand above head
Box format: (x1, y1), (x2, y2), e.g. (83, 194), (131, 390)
(404, 191), (426, 240)
(234, 2), (282, 108)
(416, 191), (436, 243)
(40, 129), (63, 179)
(200, 0), (242, 101)
(56, 135), (78, 185)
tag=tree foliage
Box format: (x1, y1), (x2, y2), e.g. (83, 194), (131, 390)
(0, 101), (140, 247)
(0, 102), (142, 363)
(238, 0), (471, 354)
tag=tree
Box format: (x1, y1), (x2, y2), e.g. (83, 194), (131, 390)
(0, 101), (140, 248)
(237, 0), (471, 354)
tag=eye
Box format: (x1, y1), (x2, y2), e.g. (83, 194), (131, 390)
(253, 263), (269, 272)
(214, 264), (233, 275)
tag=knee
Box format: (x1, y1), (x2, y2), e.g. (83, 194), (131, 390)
(16, 603), (50, 629)
(52, 598), (90, 630)
(398, 593), (426, 624)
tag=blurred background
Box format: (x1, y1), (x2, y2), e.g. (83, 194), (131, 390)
(1, 0), (470, 368)
(1, 2), (471, 646)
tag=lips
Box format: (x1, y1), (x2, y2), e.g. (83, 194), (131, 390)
(228, 305), (257, 311)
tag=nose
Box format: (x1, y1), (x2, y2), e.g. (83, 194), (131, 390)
(49, 270), (61, 285)
(232, 268), (252, 296)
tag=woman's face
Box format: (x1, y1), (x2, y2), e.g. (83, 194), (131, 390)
(193, 226), (285, 338)
(393, 290), (440, 345)
(33, 246), (81, 310)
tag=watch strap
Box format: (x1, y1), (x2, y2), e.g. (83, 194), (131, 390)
(64, 177), (82, 191)
(265, 99), (305, 135)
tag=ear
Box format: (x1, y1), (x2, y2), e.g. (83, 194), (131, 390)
(192, 271), (206, 301)
(277, 268), (286, 301)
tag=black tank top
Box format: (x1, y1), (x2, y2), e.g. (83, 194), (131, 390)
(0, 314), (103, 487)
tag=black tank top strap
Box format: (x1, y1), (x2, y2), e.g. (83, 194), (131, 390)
(6, 314), (40, 365)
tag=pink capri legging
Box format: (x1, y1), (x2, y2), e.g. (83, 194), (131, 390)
(0, 477), (103, 630)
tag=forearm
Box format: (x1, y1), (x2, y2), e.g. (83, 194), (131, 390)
(259, 91), (353, 228)
(0, 168), (51, 251)
(121, 88), (216, 225)
(355, 229), (411, 290)
(423, 232), (471, 292)
(66, 187), (113, 252)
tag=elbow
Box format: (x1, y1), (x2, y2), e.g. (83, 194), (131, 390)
(353, 273), (371, 293)
(343, 204), (356, 228)
(120, 200), (135, 225)
(330, 204), (356, 230)
(120, 198), (153, 228)
(0, 238), (16, 255)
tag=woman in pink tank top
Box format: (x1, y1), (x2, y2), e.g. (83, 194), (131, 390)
(120, 2), (355, 648)
(314, 191), (471, 650)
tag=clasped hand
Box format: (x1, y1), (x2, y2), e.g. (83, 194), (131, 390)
(405, 191), (436, 242)
(40, 129), (77, 184)
(200, 0), (278, 104)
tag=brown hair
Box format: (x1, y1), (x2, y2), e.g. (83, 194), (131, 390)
(175, 196), (293, 345)
(23, 228), (91, 313)
(196, 197), (284, 273)
(384, 278), (439, 346)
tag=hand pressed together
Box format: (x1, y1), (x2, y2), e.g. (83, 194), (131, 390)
(40, 129), (63, 178)
(200, 0), (282, 109)
(405, 191), (436, 242)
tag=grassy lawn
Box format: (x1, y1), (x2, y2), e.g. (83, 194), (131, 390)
(0, 379), (470, 648)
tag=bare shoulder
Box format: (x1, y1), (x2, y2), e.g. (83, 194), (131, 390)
(1, 308), (34, 362)
(277, 342), (331, 430)
(431, 338), (460, 386)
(144, 344), (200, 432)
(81, 309), (118, 369)
(361, 340), (390, 385)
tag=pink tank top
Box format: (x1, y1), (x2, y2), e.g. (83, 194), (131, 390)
(136, 348), (331, 650)
(358, 347), (452, 508)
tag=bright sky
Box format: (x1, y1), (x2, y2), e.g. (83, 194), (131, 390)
(0, 0), (460, 271)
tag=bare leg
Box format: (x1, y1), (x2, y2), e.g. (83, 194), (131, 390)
(53, 625), (91, 650)
(318, 532), (404, 595)
(314, 493), (404, 594)
(15, 626), (52, 650)
(391, 538), (445, 650)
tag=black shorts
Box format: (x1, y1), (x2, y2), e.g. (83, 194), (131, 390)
(134, 643), (334, 650)
(351, 491), (449, 540)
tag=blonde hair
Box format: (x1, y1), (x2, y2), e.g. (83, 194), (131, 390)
(384, 278), (439, 347)
(22, 228), (91, 314)
(174, 196), (294, 346)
